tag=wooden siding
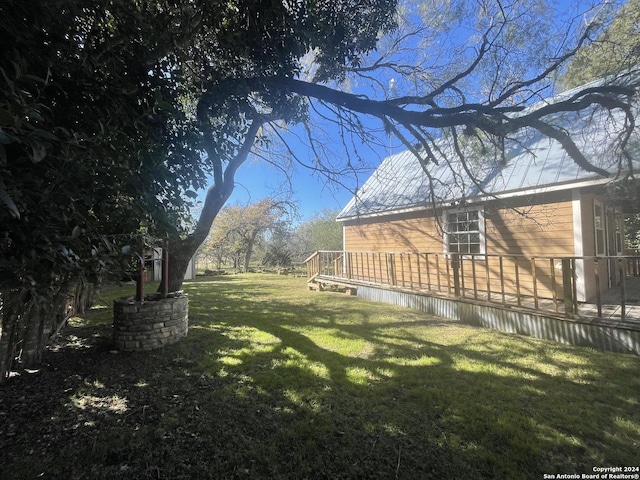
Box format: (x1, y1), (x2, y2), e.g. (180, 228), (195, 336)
(343, 210), (443, 252)
(485, 197), (575, 257)
(343, 192), (576, 258)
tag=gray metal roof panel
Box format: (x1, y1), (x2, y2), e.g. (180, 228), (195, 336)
(338, 103), (639, 221)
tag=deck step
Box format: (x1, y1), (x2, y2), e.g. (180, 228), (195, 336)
(307, 277), (357, 295)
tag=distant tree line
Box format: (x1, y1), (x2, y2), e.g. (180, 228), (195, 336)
(196, 201), (343, 271)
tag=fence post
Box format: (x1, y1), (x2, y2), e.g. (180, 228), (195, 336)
(562, 258), (575, 318)
(451, 254), (461, 297)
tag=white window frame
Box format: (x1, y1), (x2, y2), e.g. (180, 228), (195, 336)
(443, 207), (486, 255)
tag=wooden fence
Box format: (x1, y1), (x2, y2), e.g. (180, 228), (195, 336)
(305, 251), (640, 321)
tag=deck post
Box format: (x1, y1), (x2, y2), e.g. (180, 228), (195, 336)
(514, 258), (522, 307)
(549, 258), (557, 312)
(345, 252), (352, 280)
(531, 258), (539, 310)
(618, 258), (626, 320)
(386, 253), (396, 286)
(562, 258), (575, 318)
(451, 254), (461, 297)
(594, 257), (603, 318)
(471, 255), (478, 299)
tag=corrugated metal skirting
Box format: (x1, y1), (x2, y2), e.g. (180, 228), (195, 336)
(357, 286), (640, 355)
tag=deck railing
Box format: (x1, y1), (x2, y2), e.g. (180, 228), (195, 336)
(305, 251), (640, 321)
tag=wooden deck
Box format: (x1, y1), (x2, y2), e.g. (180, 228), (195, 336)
(580, 276), (640, 329)
(306, 251), (640, 336)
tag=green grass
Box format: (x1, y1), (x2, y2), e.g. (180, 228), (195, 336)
(2, 274), (639, 479)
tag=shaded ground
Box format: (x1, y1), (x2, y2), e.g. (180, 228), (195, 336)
(1, 275), (639, 480)
(0, 320), (130, 476)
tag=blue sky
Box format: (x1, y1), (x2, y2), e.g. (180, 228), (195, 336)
(194, 114), (397, 224)
(224, 122), (400, 222)
(229, 160), (355, 220)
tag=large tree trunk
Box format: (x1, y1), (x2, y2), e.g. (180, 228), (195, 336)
(21, 304), (48, 368)
(166, 243), (199, 293)
(164, 184), (233, 292)
(243, 233), (258, 272)
(21, 289), (69, 369)
(73, 279), (96, 315)
(0, 281), (93, 379)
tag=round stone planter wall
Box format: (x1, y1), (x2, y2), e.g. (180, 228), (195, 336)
(113, 293), (188, 351)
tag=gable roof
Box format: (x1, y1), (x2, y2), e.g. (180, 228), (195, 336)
(337, 81), (640, 221)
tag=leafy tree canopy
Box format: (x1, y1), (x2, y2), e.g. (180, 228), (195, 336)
(562, 0), (640, 89)
(294, 209), (344, 258)
(0, 0), (396, 291)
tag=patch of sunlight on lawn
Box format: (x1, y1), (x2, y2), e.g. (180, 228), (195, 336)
(516, 354), (602, 385)
(273, 347), (331, 380)
(521, 384), (546, 396)
(219, 355), (243, 366)
(283, 389), (327, 412)
(374, 366), (395, 379)
(620, 396), (639, 406)
(380, 422), (406, 436)
(220, 325), (282, 346)
(345, 366), (386, 385)
(302, 326), (370, 357)
(385, 355), (441, 367)
(202, 324), (282, 362)
(614, 416), (640, 437)
(70, 394), (129, 414)
(452, 355), (540, 380)
(67, 316), (86, 326)
(535, 423), (586, 449)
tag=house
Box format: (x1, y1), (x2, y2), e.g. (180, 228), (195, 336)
(336, 83), (639, 304)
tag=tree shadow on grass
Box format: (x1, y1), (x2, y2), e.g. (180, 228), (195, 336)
(1, 276), (639, 480)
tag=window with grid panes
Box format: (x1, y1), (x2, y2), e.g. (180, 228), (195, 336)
(446, 209), (483, 254)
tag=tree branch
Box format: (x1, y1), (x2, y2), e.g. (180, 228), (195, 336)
(527, 118), (609, 176)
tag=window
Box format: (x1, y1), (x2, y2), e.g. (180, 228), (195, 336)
(445, 208), (484, 254)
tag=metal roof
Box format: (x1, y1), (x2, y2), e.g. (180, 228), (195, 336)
(337, 95), (639, 221)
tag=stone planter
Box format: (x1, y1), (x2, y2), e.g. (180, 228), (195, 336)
(113, 292), (188, 351)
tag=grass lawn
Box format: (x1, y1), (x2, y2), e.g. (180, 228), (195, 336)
(1, 274), (639, 479)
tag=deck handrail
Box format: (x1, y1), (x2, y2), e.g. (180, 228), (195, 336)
(304, 251), (640, 321)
